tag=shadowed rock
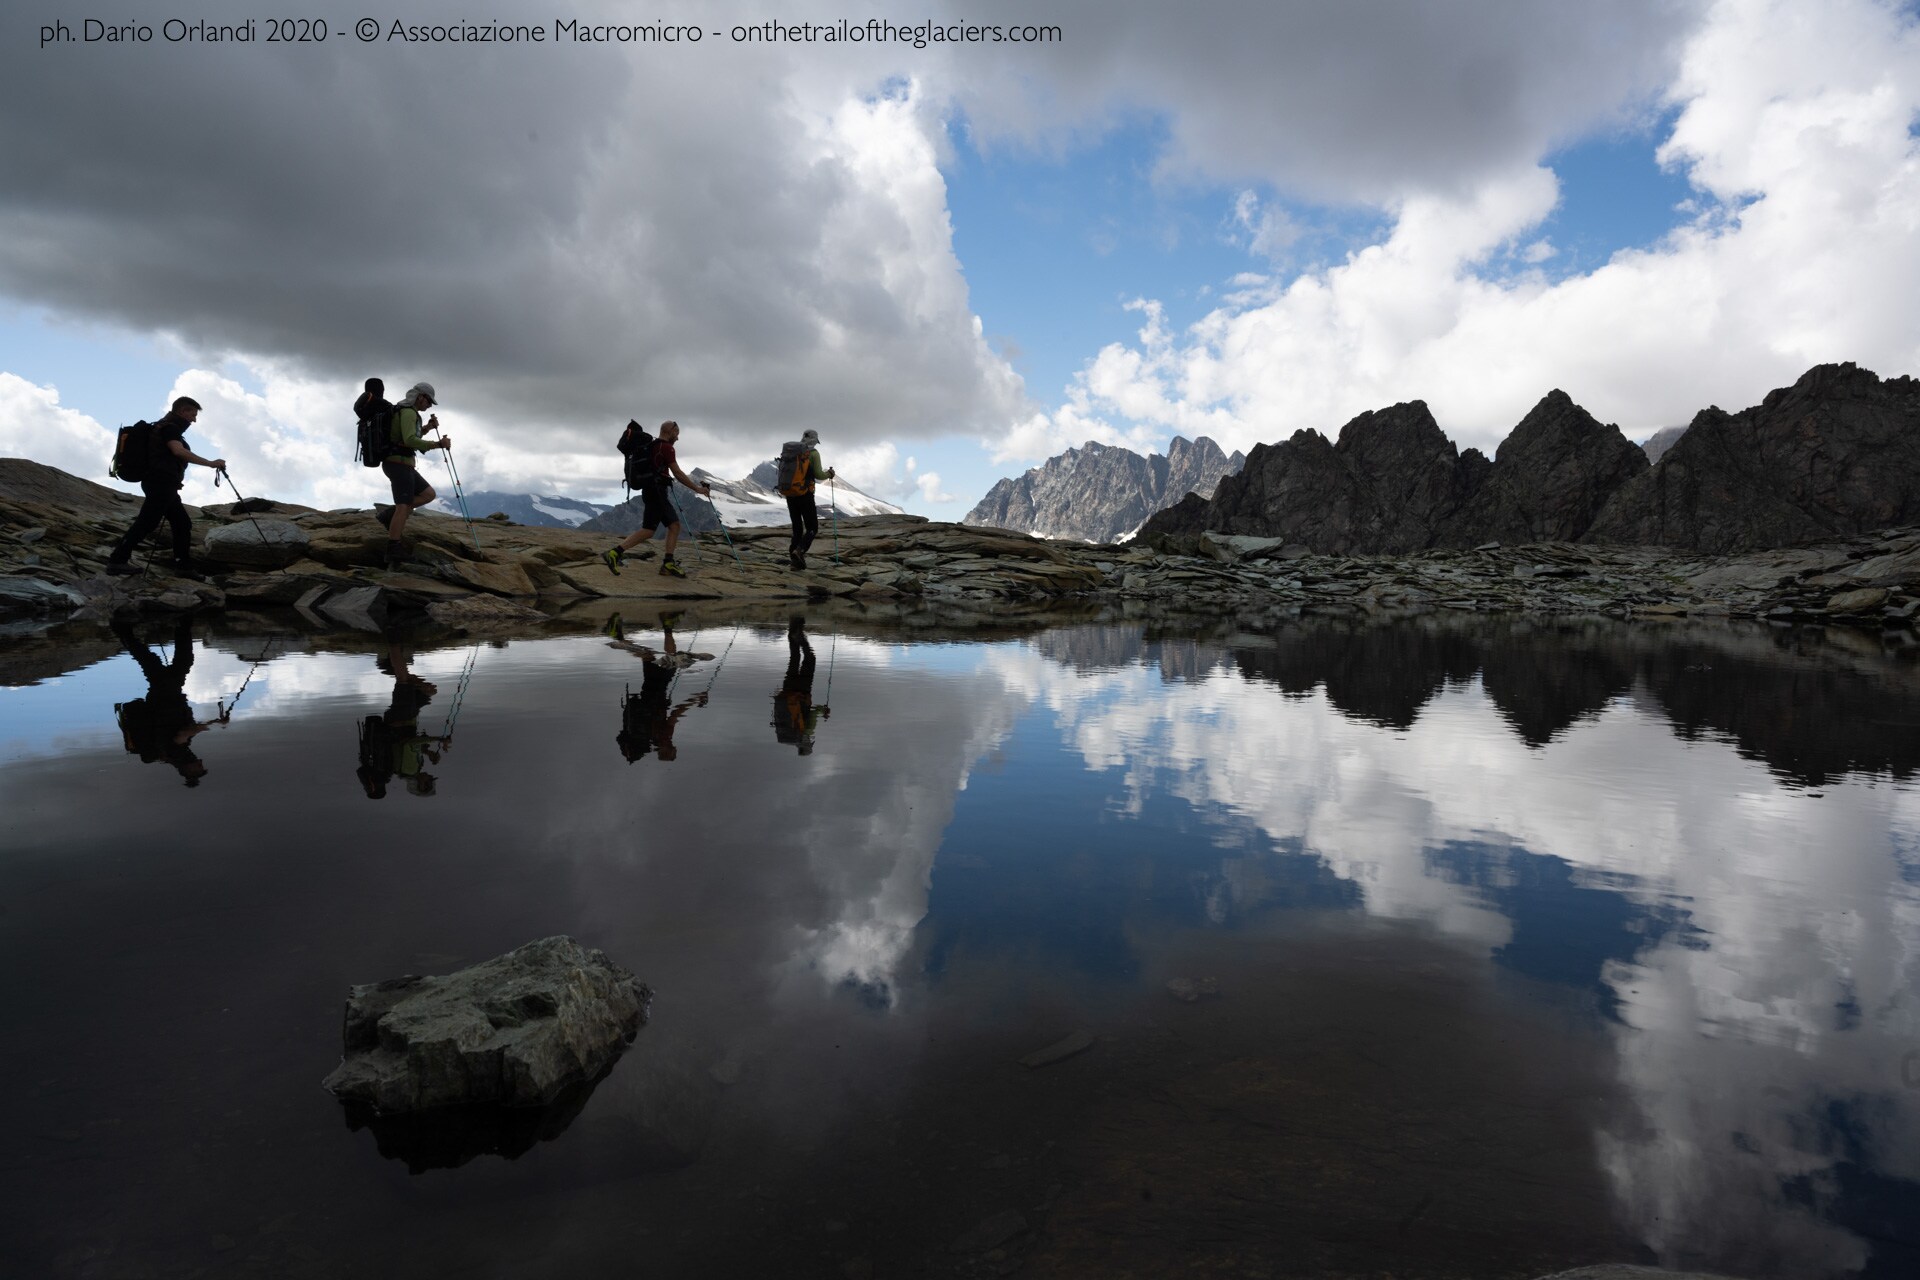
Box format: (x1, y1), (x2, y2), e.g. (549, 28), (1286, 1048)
(1587, 362), (1920, 553)
(322, 935), (651, 1114)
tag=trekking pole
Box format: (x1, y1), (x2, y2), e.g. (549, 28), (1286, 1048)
(438, 443), (483, 553)
(215, 468), (280, 569)
(709, 507), (743, 566)
(829, 477), (839, 565)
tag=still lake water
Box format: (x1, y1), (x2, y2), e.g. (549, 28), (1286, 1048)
(3, 609), (1918, 1279)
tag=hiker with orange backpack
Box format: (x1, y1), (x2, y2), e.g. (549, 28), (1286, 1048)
(770, 615), (830, 754)
(775, 429), (836, 571)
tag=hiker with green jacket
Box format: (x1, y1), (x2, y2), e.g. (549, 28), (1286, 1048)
(781, 429), (836, 571)
(382, 382), (451, 566)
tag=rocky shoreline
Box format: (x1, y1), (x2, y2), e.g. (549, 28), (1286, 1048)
(3, 458), (1918, 638)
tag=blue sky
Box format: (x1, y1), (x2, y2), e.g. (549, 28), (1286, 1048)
(2, 0), (1916, 516)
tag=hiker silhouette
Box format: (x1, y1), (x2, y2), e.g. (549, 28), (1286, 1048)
(771, 616), (830, 755)
(358, 642), (449, 798)
(608, 614), (707, 763)
(113, 617), (227, 786)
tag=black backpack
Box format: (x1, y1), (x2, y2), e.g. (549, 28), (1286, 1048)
(354, 393), (394, 468)
(110, 422), (155, 484)
(356, 715), (395, 798)
(618, 420), (658, 492)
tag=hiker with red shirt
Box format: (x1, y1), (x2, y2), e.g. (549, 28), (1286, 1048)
(600, 420), (713, 580)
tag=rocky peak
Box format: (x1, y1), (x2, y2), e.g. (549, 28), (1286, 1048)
(1436, 389), (1647, 546)
(964, 435), (1241, 544)
(1587, 362), (1920, 552)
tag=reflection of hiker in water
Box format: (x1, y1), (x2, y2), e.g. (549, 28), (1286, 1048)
(608, 613), (707, 763)
(114, 617), (228, 786)
(772, 616), (831, 755)
(358, 644), (450, 798)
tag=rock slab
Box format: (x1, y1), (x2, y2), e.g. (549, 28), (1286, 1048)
(203, 517), (310, 568)
(322, 936), (651, 1114)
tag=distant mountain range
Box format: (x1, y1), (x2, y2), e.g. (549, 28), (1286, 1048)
(574, 460), (902, 537)
(1140, 362), (1920, 556)
(963, 436), (1245, 544)
(429, 491), (609, 528)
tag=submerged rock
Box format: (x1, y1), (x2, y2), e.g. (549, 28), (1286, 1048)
(321, 935), (651, 1114)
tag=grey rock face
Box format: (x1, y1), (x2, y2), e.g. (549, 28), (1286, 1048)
(1639, 425), (1687, 464)
(965, 436), (1242, 544)
(203, 517), (309, 568)
(1587, 363), (1920, 553)
(1438, 390), (1648, 547)
(322, 936), (651, 1114)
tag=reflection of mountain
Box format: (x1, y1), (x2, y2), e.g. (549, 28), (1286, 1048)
(1231, 615), (1481, 729)
(1026, 624), (1238, 683)
(1227, 614), (1920, 784)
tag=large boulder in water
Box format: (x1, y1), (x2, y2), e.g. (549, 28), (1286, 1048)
(321, 936), (651, 1113)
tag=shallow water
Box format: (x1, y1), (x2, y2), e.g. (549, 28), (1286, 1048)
(3, 610), (1918, 1279)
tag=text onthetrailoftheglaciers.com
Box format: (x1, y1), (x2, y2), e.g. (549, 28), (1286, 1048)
(39, 17), (1064, 49)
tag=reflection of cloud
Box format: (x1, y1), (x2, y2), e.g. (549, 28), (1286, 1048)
(976, 635), (1920, 1277)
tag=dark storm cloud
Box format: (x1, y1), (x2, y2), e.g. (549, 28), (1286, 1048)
(1, 0), (1705, 470)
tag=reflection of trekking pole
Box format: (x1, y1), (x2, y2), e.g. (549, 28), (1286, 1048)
(219, 635), (278, 717)
(829, 477), (839, 565)
(437, 646), (479, 738)
(699, 624), (741, 698)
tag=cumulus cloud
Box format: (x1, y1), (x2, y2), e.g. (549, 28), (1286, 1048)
(0, 374), (118, 485)
(0, 0), (1024, 496)
(1003, 0), (1920, 459)
(914, 471), (956, 503)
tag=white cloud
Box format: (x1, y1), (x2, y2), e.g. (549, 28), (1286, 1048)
(0, 373), (119, 487)
(999, 0), (1920, 461)
(914, 471), (957, 504)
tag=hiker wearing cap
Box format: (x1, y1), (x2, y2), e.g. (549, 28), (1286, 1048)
(105, 396), (226, 580)
(600, 420), (713, 580)
(382, 382), (451, 566)
(779, 429), (836, 571)
(771, 615), (830, 754)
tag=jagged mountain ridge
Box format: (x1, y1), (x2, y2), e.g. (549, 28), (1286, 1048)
(1139, 363), (1920, 556)
(964, 435), (1245, 543)
(428, 491), (609, 528)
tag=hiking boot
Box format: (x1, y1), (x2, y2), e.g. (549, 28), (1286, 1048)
(104, 560), (141, 577)
(658, 557), (687, 579)
(601, 547), (624, 576)
(386, 539), (408, 567)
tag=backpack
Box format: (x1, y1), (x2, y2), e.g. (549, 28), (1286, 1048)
(356, 715), (394, 798)
(354, 392), (394, 468)
(775, 441), (812, 496)
(110, 422), (155, 484)
(618, 420), (659, 491)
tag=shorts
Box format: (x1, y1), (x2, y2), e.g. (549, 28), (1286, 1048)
(383, 460), (430, 506)
(641, 486), (679, 531)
